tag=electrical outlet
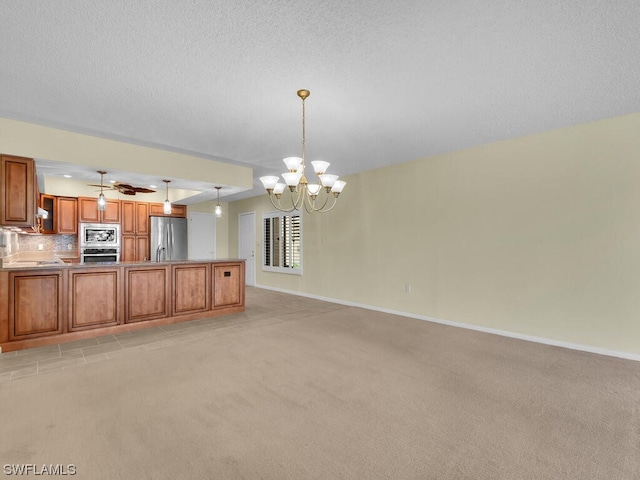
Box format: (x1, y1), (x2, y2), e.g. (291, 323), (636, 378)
(38, 244), (44, 250)
(405, 284), (411, 293)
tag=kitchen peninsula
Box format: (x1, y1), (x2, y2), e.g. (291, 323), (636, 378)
(0, 259), (245, 353)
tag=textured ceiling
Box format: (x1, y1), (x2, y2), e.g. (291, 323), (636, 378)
(1, 0), (639, 202)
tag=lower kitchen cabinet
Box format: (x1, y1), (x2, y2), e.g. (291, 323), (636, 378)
(68, 268), (120, 331)
(0, 260), (245, 352)
(213, 263), (244, 308)
(173, 263), (209, 315)
(121, 235), (150, 262)
(8, 270), (63, 340)
(124, 265), (170, 323)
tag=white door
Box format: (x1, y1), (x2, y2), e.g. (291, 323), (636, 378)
(238, 212), (255, 286)
(188, 212), (216, 260)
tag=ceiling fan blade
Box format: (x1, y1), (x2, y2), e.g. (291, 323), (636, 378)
(132, 187), (156, 193)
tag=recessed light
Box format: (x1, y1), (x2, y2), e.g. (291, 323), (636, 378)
(149, 185), (157, 189)
(110, 180), (116, 184)
(63, 174), (72, 178)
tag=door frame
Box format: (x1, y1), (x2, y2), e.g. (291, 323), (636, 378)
(238, 211), (256, 287)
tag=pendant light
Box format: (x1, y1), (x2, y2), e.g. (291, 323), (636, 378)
(214, 186), (222, 217)
(163, 179), (171, 214)
(97, 170), (107, 211)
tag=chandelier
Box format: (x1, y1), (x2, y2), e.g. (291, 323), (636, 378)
(259, 89), (346, 213)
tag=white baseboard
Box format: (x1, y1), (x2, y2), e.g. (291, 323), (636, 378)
(255, 284), (640, 362)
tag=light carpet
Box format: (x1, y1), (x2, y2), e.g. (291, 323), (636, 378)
(1, 287), (639, 479)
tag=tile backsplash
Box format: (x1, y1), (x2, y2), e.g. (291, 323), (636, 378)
(0, 228), (76, 258)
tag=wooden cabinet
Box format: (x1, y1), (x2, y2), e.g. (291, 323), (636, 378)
(121, 201), (149, 236)
(38, 195), (78, 234)
(173, 263), (209, 315)
(68, 268), (120, 331)
(8, 270), (64, 340)
(122, 235), (150, 262)
(1, 154), (36, 229)
(78, 197), (120, 223)
(213, 263), (244, 308)
(57, 196), (78, 234)
(39, 194), (57, 234)
(124, 265), (170, 323)
(121, 201), (150, 261)
(149, 202), (186, 218)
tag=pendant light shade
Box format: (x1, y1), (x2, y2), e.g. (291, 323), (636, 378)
(163, 180), (171, 215)
(214, 186), (222, 218)
(97, 170), (107, 211)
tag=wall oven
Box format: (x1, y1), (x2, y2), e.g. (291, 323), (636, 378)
(80, 223), (120, 263)
(81, 248), (120, 263)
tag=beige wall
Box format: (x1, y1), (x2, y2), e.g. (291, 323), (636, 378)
(229, 113), (640, 357)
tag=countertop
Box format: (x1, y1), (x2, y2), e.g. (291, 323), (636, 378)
(0, 258), (245, 270)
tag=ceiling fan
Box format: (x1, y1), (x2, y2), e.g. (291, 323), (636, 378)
(87, 181), (156, 196)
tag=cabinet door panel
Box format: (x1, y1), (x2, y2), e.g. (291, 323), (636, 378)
(57, 196), (78, 234)
(78, 197), (100, 223)
(121, 235), (136, 262)
(9, 271), (63, 339)
(136, 202), (150, 234)
(69, 269), (119, 330)
(101, 199), (120, 223)
(173, 264), (209, 315)
(213, 264), (243, 307)
(125, 267), (169, 322)
(1, 155), (35, 226)
(121, 201), (136, 234)
(135, 235), (149, 262)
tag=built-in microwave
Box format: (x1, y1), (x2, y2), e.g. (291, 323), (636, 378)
(80, 223), (121, 248)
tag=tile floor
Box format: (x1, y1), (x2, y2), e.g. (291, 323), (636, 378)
(0, 314), (247, 383)
(0, 287), (347, 384)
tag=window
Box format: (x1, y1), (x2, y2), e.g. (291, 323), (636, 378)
(263, 211), (302, 274)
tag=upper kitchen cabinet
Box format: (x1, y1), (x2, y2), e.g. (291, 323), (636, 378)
(38, 195), (78, 235)
(0, 154), (37, 229)
(78, 197), (120, 223)
(121, 200), (149, 235)
(57, 196), (78, 234)
(149, 202), (186, 218)
(39, 194), (57, 234)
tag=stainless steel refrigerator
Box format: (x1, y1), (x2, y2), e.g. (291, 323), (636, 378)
(150, 216), (188, 262)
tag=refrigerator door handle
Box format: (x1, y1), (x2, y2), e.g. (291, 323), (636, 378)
(169, 222), (173, 260)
